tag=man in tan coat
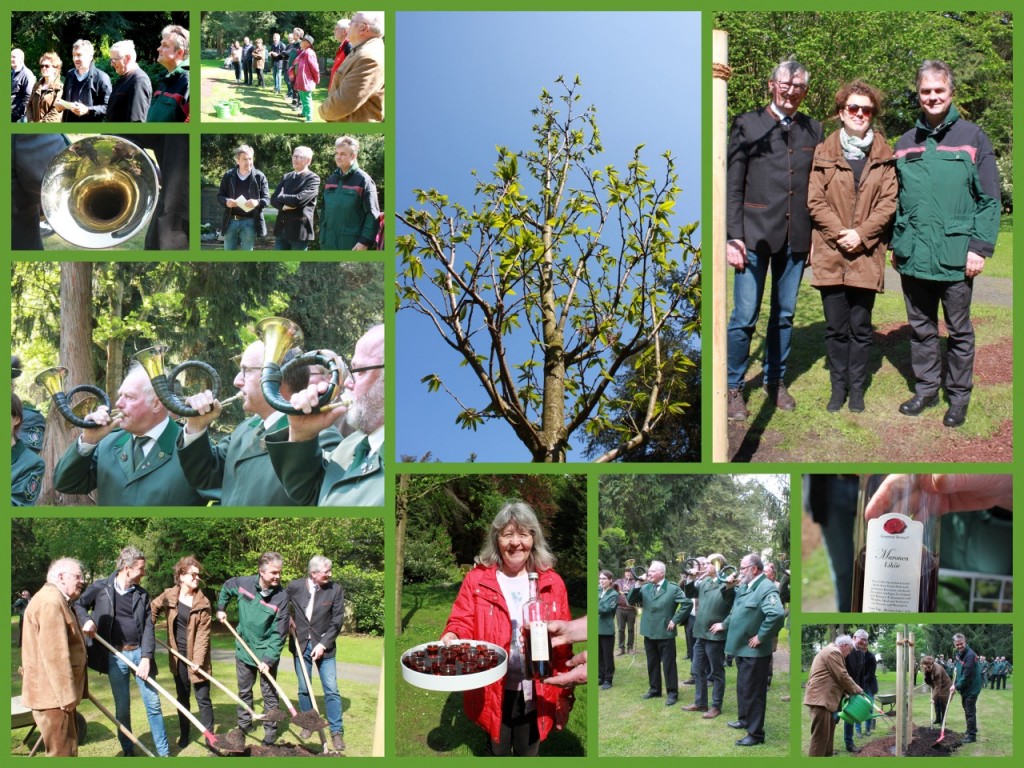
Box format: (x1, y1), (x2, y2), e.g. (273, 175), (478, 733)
(921, 655), (952, 725)
(21, 558), (89, 756)
(318, 10), (384, 122)
(803, 635), (863, 757)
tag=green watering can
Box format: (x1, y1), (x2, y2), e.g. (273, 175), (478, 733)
(213, 101), (232, 119)
(838, 693), (881, 724)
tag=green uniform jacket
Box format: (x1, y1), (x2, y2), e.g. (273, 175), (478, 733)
(264, 428), (384, 507)
(53, 420), (206, 506)
(21, 404), (46, 452)
(12, 438), (45, 506)
(954, 646), (983, 697)
(627, 581), (692, 640)
(147, 66), (189, 122)
(218, 574), (289, 667)
(598, 589), (618, 636)
(177, 416), (342, 507)
(683, 576), (737, 641)
(721, 574), (785, 658)
(319, 164), (380, 250)
(892, 104), (1001, 280)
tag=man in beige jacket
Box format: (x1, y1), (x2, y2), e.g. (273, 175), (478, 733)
(318, 10), (385, 122)
(803, 635), (863, 757)
(21, 558), (89, 756)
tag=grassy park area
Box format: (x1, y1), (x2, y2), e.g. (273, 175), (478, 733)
(201, 59), (328, 123)
(10, 619), (382, 757)
(396, 582), (587, 756)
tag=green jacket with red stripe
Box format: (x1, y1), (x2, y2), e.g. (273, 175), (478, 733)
(217, 574), (289, 666)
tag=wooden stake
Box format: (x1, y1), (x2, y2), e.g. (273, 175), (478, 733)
(712, 30), (730, 461)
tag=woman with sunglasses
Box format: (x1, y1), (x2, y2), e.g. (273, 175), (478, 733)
(151, 556), (214, 749)
(808, 80), (898, 413)
(28, 52), (64, 122)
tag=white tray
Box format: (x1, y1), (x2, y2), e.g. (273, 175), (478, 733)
(401, 640), (508, 692)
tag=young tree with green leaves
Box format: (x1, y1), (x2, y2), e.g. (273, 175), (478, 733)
(397, 77), (700, 463)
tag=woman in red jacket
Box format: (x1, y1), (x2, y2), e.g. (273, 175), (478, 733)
(441, 501), (575, 755)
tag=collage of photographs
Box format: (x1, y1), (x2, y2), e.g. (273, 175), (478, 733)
(5, 6), (1015, 763)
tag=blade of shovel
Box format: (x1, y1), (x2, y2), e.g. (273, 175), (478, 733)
(156, 637), (266, 722)
(220, 616), (299, 717)
(291, 629), (328, 749)
(935, 669), (957, 746)
(91, 632), (218, 749)
(87, 690), (156, 757)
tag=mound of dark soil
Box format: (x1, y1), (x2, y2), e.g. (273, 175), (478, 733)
(854, 726), (963, 757)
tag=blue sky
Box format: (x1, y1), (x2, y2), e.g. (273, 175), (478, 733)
(395, 11), (702, 463)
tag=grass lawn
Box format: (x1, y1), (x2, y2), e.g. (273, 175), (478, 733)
(396, 582), (587, 756)
(798, 671), (1013, 756)
(599, 627), (791, 756)
(11, 622), (382, 757)
(200, 59), (328, 123)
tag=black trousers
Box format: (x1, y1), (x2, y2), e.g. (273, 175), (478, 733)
(616, 607), (636, 651)
(644, 636), (678, 695)
(487, 689), (539, 756)
(232, 61), (241, 81)
(243, 59), (253, 84)
(692, 637), (726, 709)
(598, 634), (615, 684)
(961, 693), (978, 738)
(236, 658), (280, 744)
(819, 284), (877, 392)
(735, 655), (771, 739)
(172, 658), (214, 740)
(935, 697), (948, 724)
(900, 274), (975, 405)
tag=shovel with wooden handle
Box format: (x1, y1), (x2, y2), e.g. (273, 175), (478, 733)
(291, 629), (329, 750)
(935, 670), (957, 747)
(87, 690), (156, 757)
(90, 633), (218, 749)
(155, 637), (266, 721)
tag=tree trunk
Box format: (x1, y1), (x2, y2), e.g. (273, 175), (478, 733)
(395, 474), (409, 637)
(104, 271), (125, 397)
(538, 226), (566, 462)
(40, 262), (95, 505)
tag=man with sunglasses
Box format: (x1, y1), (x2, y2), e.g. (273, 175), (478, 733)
(726, 58), (822, 421)
(176, 341), (340, 506)
(711, 554), (785, 746)
(266, 324), (385, 507)
(891, 60), (1001, 429)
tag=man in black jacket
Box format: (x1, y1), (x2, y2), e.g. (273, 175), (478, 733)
(287, 555), (346, 751)
(61, 40), (111, 122)
(106, 40), (152, 122)
(76, 546), (170, 756)
(11, 48), (36, 122)
(271, 145), (321, 250)
(218, 144), (270, 250)
(726, 58), (823, 421)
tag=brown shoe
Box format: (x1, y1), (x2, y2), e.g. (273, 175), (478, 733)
(765, 382), (796, 411)
(703, 707), (722, 719)
(727, 388), (748, 421)
(680, 704), (708, 712)
(331, 733), (346, 751)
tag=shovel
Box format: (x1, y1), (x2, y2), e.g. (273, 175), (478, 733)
(220, 616), (327, 732)
(87, 690), (156, 757)
(291, 629), (328, 751)
(935, 671), (957, 747)
(90, 633), (218, 749)
(156, 637), (267, 722)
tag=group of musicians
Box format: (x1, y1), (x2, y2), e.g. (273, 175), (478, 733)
(603, 554), (789, 747)
(11, 322), (384, 509)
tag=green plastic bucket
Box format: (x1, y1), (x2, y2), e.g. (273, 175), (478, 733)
(838, 693), (875, 724)
(230, 100), (242, 116)
(214, 102), (231, 119)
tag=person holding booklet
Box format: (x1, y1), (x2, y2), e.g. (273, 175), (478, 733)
(217, 144), (270, 251)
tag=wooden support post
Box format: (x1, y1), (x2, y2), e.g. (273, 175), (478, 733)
(712, 30), (730, 462)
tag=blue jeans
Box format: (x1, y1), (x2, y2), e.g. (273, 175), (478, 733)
(295, 642), (342, 734)
(275, 235), (308, 250)
(727, 244), (806, 389)
(108, 649), (170, 756)
(272, 67), (282, 92)
(223, 217), (256, 250)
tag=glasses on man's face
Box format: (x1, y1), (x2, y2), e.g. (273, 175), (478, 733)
(845, 104), (875, 117)
(63, 572), (84, 582)
(349, 363), (384, 379)
(238, 365), (261, 377)
(774, 80), (807, 93)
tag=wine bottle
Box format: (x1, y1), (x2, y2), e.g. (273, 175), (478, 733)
(522, 572), (552, 679)
(851, 474), (941, 612)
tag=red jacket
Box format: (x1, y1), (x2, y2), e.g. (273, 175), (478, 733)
(443, 564), (575, 743)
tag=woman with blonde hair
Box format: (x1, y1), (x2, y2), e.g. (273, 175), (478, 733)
(28, 52), (63, 122)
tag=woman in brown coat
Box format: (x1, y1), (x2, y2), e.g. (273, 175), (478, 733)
(921, 655), (952, 726)
(808, 80), (898, 413)
(152, 555), (214, 748)
(28, 52), (64, 122)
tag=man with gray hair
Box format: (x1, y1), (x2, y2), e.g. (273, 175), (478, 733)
(218, 552), (290, 745)
(148, 24), (189, 122)
(271, 145), (321, 250)
(951, 631), (982, 742)
(11, 48), (36, 122)
(218, 144), (270, 250)
(53, 363), (205, 506)
(60, 39), (111, 122)
(803, 634), (863, 756)
(319, 135), (381, 250)
(21, 558), (88, 756)
(107, 40), (152, 122)
(627, 560), (692, 706)
(726, 58), (822, 420)
(287, 555), (346, 750)
(76, 546), (169, 756)
(319, 10), (385, 122)
(329, 19), (352, 84)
